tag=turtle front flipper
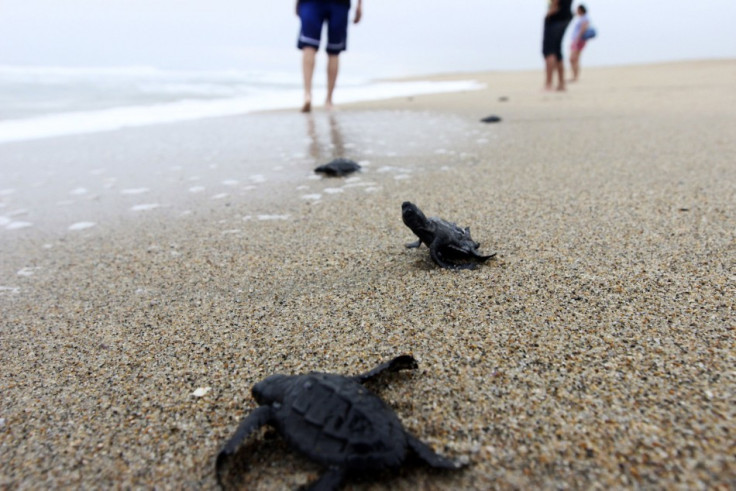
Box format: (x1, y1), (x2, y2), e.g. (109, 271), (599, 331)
(304, 466), (346, 491)
(216, 405), (272, 487)
(428, 240), (451, 269)
(406, 434), (466, 470)
(353, 355), (418, 384)
(405, 239), (422, 249)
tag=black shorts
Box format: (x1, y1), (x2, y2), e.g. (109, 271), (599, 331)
(542, 19), (571, 61)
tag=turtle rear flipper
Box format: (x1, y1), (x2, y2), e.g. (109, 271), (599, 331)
(445, 243), (495, 263)
(304, 466), (346, 491)
(473, 251), (497, 261)
(353, 355), (418, 384)
(430, 243), (476, 270)
(405, 239), (422, 249)
(407, 434), (466, 469)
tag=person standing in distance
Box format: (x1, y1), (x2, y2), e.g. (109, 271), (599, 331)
(542, 0), (573, 91)
(569, 4), (591, 82)
(296, 0), (363, 112)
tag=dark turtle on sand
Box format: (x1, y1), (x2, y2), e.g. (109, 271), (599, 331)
(314, 158), (361, 177)
(216, 355), (464, 490)
(480, 115), (502, 123)
(402, 201), (496, 270)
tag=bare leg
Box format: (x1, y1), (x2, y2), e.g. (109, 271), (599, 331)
(326, 54), (339, 110)
(301, 47), (317, 113)
(569, 49), (580, 81)
(544, 54), (557, 90)
(556, 59), (566, 91)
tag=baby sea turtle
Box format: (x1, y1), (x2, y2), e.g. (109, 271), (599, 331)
(402, 201), (496, 270)
(314, 158), (361, 177)
(216, 355), (464, 490)
(480, 115), (502, 123)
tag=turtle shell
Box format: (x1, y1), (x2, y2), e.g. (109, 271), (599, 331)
(314, 158), (361, 176)
(271, 373), (408, 470)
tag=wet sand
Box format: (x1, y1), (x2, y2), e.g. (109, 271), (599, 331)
(1, 60), (735, 489)
(0, 109), (482, 235)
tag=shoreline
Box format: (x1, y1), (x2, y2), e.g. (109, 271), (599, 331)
(4, 58), (732, 147)
(0, 77), (483, 146)
(1, 60), (735, 489)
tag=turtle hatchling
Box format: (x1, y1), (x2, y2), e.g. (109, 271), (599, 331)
(480, 115), (502, 123)
(216, 355), (464, 490)
(402, 201), (496, 270)
(314, 158), (361, 177)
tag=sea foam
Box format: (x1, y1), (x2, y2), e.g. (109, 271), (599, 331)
(0, 65), (483, 145)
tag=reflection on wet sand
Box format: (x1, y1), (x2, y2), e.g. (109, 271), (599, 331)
(305, 113), (345, 162)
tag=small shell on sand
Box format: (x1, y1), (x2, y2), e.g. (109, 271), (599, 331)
(192, 387), (211, 398)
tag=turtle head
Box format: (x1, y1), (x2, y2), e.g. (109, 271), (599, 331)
(252, 374), (293, 406)
(402, 201), (428, 229)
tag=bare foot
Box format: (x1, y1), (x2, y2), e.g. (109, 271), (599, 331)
(556, 85), (566, 92)
(301, 101), (312, 113)
(324, 101), (334, 111)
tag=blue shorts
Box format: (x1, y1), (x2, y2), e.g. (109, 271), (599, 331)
(297, 1), (350, 54)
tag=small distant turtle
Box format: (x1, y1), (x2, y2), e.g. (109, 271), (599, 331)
(216, 355), (464, 490)
(480, 115), (502, 123)
(314, 158), (361, 177)
(402, 201), (496, 270)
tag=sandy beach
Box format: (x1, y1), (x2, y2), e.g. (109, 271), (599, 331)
(1, 60), (734, 489)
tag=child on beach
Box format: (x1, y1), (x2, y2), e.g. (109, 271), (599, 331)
(296, 0), (363, 113)
(569, 4), (591, 82)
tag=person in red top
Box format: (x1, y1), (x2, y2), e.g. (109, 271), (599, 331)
(296, 0), (364, 112)
(542, 0), (573, 91)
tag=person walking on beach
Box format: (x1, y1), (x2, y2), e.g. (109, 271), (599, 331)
(569, 4), (591, 82)
(296, 0), (363, 112)
(542, 0), (573, 91)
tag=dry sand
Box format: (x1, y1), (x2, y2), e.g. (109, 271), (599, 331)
(1, 60), (734, 489)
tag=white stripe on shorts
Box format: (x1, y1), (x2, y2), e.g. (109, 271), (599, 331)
(299, 34), (320, 46)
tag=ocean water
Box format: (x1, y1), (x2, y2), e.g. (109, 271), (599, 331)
(0, 65), (483, 144)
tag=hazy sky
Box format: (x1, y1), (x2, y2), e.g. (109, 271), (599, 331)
(0, 1), (734, 78)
